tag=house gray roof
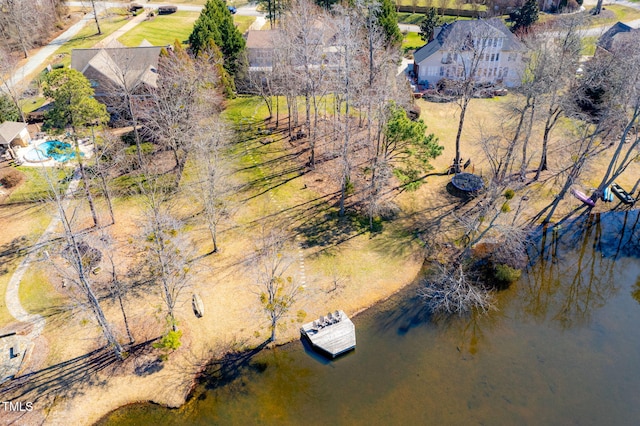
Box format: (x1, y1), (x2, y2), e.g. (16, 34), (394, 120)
(0, 121), (26, 145)
(413, 18), (524, 64)
(71, 46), (163, 92)
(597, 21), (639, 51)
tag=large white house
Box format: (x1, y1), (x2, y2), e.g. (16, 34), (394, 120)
(413, 18), (525, 88)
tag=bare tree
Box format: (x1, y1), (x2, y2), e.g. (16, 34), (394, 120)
(279, 0), (329, 167)
(532, 17), (583, 180)
(419, 263), (497, 315)
(189, 119), (235, 254)
(251, 225), (303, 342)
(441, 20), (511, 173)
(86, 0), (102, 35)
(0, 46), (26, 122)
(137, 182), (195, 332)
(333, 6), (365, 216)
(589, 37), (640, 199)
(42, 166), (125, 358)
(142, 43), (222, 180)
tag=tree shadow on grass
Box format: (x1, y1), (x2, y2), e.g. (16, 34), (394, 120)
(196, 340), (270, 393)
(0, 339), (155, 404)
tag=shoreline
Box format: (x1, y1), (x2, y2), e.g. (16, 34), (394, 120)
(43, 255), (425, 426)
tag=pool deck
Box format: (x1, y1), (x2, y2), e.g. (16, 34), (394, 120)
(15, 138), (93, 167)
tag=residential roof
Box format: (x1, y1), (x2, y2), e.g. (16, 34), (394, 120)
(414, 18), (524, 64)
(597, 21), (639, 51)
(71, 46), (163, 91)
(246, 30), (278, 49)
(0, 121), (27, 145)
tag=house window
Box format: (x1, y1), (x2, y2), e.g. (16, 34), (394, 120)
(496, 53), (500, 61)
(508, 53), (516, 62)
(504, 67), (509, 77)
(439, 67), (444, 76)
(427, 66), (438, 76)
(493, 38), (498, 48)
(490, 54), (495, 62)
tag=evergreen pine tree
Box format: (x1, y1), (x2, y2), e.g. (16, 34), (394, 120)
(375, 0), (402, 46)
(188, 0), (246, 77)
(419, 7), (441, 42)
(511, 0), (539, 33)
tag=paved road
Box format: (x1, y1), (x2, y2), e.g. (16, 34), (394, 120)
(4, 13), (98, 92)
(66, 1), (263, 15)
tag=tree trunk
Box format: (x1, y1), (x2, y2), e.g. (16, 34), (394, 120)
(91, 0), (102, 35)
(454, 97), (470, 174)
(73, 133), (99, 227)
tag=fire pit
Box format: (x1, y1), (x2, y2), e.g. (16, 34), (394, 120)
(451, 172), (484, 193)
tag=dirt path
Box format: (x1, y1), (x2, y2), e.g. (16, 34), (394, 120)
(3, 168), (80, 369)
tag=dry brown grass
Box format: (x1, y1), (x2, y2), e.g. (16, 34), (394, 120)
(4, 93), (640, 424)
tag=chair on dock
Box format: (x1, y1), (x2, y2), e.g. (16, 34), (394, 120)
(319, 316), (326, 326)
(334, 310), (341, 321)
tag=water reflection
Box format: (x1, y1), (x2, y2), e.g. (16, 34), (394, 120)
(100, 210), (640, 425)
(522, 211), (639, 328)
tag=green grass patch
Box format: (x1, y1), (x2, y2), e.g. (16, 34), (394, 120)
(51, 10), (132, 68)
(606, 4), (640, 22)
(397, 12), (427, 25)
(234, 15), (256, 34)
(22, 96), (47, 114)
(118, 11), (200, 47)
(581, 36), (597, 56)
(5, 167), (73, 204)
(19, 264), (63, 318)
(402, 31), (424, 54)
(395, 0), (487, 11)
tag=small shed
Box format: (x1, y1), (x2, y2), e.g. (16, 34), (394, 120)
(0, 121), (30, 148)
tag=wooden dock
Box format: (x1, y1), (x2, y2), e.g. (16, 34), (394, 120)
(300, 310), (356, 358)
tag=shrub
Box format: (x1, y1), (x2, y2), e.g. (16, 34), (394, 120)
(153, 329), (183, 352)
(494, 263), (521, 284)
(0, 170), (23, 188)
(504, 188), (515, 200)
(501, 202), (511, 213)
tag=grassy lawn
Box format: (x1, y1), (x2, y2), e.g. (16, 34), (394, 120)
(21, 96), (47, 114)
(581, 36), (597, 56)
(234, 15), (256, 33)
(398, 12), (427, 25)
(395, 0), (487, 11)
(402, 31), (425, 54)
(605, 4), (640, 22)
(19, 264), (63, 319)
(398, 12), (485, 25)
(118, 11), (200, 47)
(0, 205), (51, 327)
(5, 167), (73, 204)
(52, 11), (133, 67)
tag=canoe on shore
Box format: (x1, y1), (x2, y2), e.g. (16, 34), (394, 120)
(571, 188), (595, 207)
(611, 183), (636, 205)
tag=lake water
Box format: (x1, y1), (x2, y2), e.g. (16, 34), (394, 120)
(100, 210), (640, 425)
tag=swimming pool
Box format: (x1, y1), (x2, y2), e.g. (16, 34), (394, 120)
(23, 140), (80, 163)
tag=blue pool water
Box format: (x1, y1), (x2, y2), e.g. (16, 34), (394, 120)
(23, 140), (79, 163)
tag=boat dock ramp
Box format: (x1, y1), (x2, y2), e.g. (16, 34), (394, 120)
(300, 310), (356, 358)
